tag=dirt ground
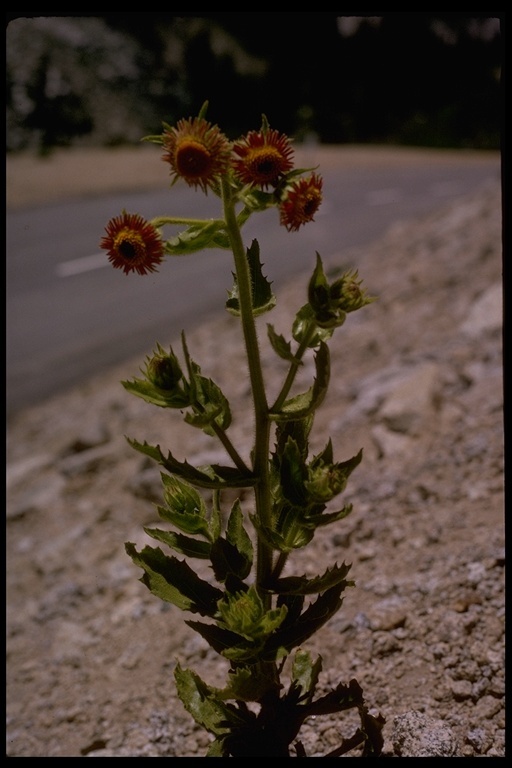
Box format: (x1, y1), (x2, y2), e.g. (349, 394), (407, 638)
(6, 147), (504, 757)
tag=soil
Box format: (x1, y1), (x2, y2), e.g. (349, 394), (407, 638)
(6, 148), (504, 757)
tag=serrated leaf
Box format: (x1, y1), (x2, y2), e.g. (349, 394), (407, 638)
(226, 239), (276, 317)
(267, 324), (298, 362)
(210, 500), (253, 581)
(143, 527), (211, 559)
(174, 664), (232, 737)
(279, 437), (307, 506)
(186, 619), (255, 661)
(218, 665), (279, 703)
(126, 438), (256, 489)
(125, 543), (222, 615)
(292, 649), (323, 702)
(184, 374), (232, 434)
(268, 562), (353, 596)
(263, 583), (346, 658)
(158, 474), (211, 538)
(165, 220), (227, 256)
(270, 342), (330, 421)
(292, 303), (334, 347)
(121, 377), (190, 408)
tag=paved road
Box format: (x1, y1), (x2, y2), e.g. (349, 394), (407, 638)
(6, 153), (500, 418)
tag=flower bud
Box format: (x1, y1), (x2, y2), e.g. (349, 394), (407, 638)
(329, 271), (373, 313)
(145, 347), (183, 391)
(305, 463), (347, 503)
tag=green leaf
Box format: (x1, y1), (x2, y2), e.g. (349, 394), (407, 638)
(291, 649), (323, 702)
(143, 527), (211, 559)
(210, 500), (253, 582)
(267, 324), (298, 363)
(165, 220), (228, 256)
(184, 374), (232, 435)
(263, 584), (346, 658)
(279, 437), (307, 506)
(268, 562), (353, 596)
(125, 543), (222, 615)
(218, 664), (280, 703)
(121, 377), (190, 409)
(226, 239), (276, 317)
(292, 304), (334, 348)
(158, 474), (211, 538)
(126, 438), (256, 489)
(174, 664), (232, 737)
(185, 619), (256, 662)
(270, 342), (330, 421)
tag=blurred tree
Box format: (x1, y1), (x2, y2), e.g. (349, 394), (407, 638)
(6, 12), (502, 152)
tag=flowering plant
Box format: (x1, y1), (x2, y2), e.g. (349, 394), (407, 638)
(101, 102), (384, 757)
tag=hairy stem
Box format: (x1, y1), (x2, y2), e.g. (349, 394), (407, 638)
(221, 177), (273, 602)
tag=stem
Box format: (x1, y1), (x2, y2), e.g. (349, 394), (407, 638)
(221, 177), (273, 600)
(271, 322), (317, 413)
(211, 422), (251, 475)
(151, 216), (224, 228)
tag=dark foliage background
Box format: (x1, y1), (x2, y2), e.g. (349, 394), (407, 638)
(6, 12), (503, 153)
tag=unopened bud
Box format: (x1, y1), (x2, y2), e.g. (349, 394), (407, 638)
(146, 348), (183, 391)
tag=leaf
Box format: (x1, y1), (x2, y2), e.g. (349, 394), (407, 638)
(165, 220), (227, 256)
(226, 239), (276, 317)
(268, 562), (353, 596)
(210, 500), (253, 582)
(121, 377), (190, 409)
(270, 342), (330, 421)
(143, 527), (211, 559)
(184, 374), (232, 434)
(263, 584), (346, 658)
(158, 474), (211, 538)
(126, 438), (256, 489)
(125, 543), (222, 616)
(218, 665), (279, 703)
(291, 649), (323, 702)
(174, 664), (231, 736)
(279, 437), (307, 506)
(267, 324), (298, 363)
(186, 619), (255, 661)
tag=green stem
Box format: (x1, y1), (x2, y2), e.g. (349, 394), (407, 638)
(221, 177), (273, 601)
(271, 322), (317, 413)
(211, 422), (251, 475)
(151, 216), (224, 228)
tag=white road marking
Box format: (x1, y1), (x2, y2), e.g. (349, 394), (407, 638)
(56, 252), (108, 277)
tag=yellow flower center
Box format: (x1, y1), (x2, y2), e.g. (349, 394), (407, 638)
(245, 146), (285, 182)
(114, 230), (145, 260)
(175, 140), (212, 179)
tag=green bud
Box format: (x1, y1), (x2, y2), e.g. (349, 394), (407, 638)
(145, 345), (183, 390)
(329, 270), (374, 313)
(305, 463), (347, 503)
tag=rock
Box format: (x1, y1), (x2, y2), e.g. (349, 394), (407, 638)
(391, 710), (458, 757)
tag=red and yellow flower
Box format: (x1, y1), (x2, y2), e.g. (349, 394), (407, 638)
(279, 173), (323, 232)
(100, 212), (164, 275)
(232, 127), (294, 188)
(162, 116), (231, 192)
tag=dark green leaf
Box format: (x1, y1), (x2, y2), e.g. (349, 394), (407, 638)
(143, 527), (211, 559)
(267, 324), (298, 362)
(126, 438), (256, 489)
(226, 239), (276, 317)
(125, 543), (222, 615)
(270, 342), (330, 421)
(268, 562), (353, 596)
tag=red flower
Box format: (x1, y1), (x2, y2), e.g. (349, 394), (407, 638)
(100, 212), (164, 275)
(232, 128), (294, 188)
(162, 116), (231, 192)
(279, 173), (323, 231)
